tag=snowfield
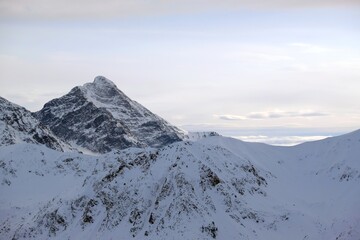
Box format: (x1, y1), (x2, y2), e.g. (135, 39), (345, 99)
(1, 131), (359, 240)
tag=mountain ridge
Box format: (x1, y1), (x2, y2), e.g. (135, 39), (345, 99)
(34, 76), (185, 153)
(0, 77), (359, 239)
(0, 130), (359, 239)
(0, 96), (70, 151)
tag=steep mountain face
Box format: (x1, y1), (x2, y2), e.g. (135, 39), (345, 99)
(1, 131), (359, 240)
(0, 97), (67, 151)
(35, 76), (184, 153)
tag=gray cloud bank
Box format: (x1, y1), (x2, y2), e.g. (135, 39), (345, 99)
(1, 0), (359, 20)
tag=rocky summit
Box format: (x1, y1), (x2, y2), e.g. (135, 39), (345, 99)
(35, 76), (184, 153)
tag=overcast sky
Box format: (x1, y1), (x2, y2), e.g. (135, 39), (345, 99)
(0, 0), (359, 145)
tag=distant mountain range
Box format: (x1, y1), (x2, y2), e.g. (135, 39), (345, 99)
(0, 76), (359, 240)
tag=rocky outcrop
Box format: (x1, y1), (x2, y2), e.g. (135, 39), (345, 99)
(0, 97), (67, 151)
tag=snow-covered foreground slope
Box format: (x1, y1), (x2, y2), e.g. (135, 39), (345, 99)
(198, 131), (360, 239)
(1, 131), (359, 240)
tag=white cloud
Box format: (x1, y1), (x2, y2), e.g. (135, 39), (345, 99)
(282, 63), (311, 72)
(233, 135), (331, 146)
(235, 52), (294, 62)
(330, 58), (360, 71)
(216, 115), (247, 121)
(216, 110), (329, 121)
(289, 43), (333, 53)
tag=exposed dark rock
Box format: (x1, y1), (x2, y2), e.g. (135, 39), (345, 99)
(35, 76), (184, 153)
(0, 97), (66, 151)
(202, 221), (218, 239)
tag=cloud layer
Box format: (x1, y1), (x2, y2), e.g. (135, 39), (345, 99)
(217, 110), (328, 121)
(1, 0), (359, 20)
(233, 135), (330, 146)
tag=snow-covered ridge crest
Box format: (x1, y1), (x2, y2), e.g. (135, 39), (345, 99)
(185, 131), (220, 141)
(0, 97), (70, 151)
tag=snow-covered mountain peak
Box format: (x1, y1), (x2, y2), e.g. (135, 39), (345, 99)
(81, 76), (130, 106)
(83, 76), (118, 96)
(93, 75), (116, 87)
(35, 76), (185, 153)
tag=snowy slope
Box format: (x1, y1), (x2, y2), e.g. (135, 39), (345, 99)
(1, 130), (359, 240)
(0, 142), (272, 240)
(35, 76), (185, 153)
(0, 97), (69, 152)
(198, 131), (360, 239)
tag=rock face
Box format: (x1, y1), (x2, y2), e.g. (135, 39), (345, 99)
(0, 97), (66, 151)
(35, 76), (184, 153)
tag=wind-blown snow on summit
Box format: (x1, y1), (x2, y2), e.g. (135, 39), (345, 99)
(35, 76), (185, 153)
(0, 97), (68, 151)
